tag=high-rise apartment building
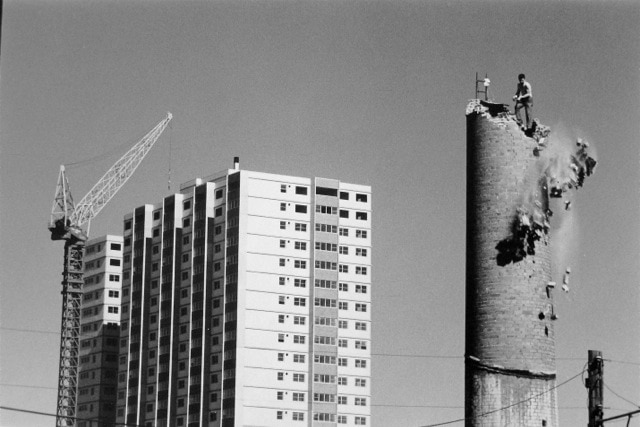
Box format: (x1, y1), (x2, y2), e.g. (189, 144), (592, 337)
(77, 235), (124, 427)
(115, 162), (372, 427)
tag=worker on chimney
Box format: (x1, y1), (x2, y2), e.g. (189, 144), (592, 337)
(513, 73), (533, 131)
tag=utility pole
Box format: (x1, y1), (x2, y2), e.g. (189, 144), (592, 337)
(586, 350), (604, 427)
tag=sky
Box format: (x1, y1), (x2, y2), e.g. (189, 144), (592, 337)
(1, 1), (639, 426)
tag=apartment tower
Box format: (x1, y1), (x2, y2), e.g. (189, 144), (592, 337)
(116, 161), (372, 427)
(465, 101), (558, 426)
(77, 235), (124, 427)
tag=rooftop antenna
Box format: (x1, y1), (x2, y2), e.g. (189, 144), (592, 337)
(475, 72), (491, 101)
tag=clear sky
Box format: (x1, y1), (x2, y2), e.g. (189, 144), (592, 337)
(1, 1), (639, 426)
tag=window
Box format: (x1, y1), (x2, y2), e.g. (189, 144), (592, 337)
(356, 266), (368, 275)
(339, 246), (348, 255)
(110, 243), (122, 251)
(277, 391), (284, 400)
(278, 334), (285, 342)
(356, 193), (368, 202)
(109, 259), (121, 266)
(338, 339), (348, 348)
(280, 203), (287, 211)
(316, 205), (337, 215)
(315, 298), (336, 308)
(339, 265), (348, 273)
(339, 301), (348, 310)
(356, 229), (368, 239)
(295, 186), (307, 195)
(355, 340), (368, 350)
(338, 320), (348, 329)
(338, 415), (347, 424)
(315, 242), (337, 252)
(338, 396), (347, 405)
(293, 354), (305, 363)
(278, 315), (285, 324)
(294, 278), (306, 288)
(182, 218), (191, 227)
(294, 241), (306, 250)
(315, 316), (336, 327)
(279, 276), (286, 286)
(293, 335), (305, 344)
(108, 290), (119, 298)
(294, 223), (306, 232)
(278, 353), (285, 361)
(295, 204), (307, 213)
(315, 279), (337, 289)
(356, 322), (367, 331)
(339, 283), (348, 291)
(293, 316), (305, 325)
(279, 258), (286, 267)
(339, 227), (349, 236)
(294, 260), (306, 269)
(355, 416), (367, 425)
(292, 412), (304, 421)
(292, 392), (305, 401)
(314, 413), (336, 422)
(339, 209), (349, 218)
(276, 411), (283, 420)
(356, 359), (367, 368)
(356, 211), (368, 220)
(280, 184), (287, 193)
(277, 372), (284, 381)
(280, 221), (287, 230)
(315, 260), (337, 271)
(280, 239), (286, 248)
(315, 355), (336, 364)
(107, 306), (119, 314)
(338, 377), (347, 385)
(356, 284), (368, 294)
(279, 296), (285, 305)
(356, 303), (367, 312)
(215, 207), (223, 216)
(316, 186), (337, 196)
(293, 373), (305, 382)
(338, 357), (347, 367)
(215, 189), (223, 199)
(314, 374), (335, 384)
(109, 274), (120, 282)
(293, 297), (306, 307)
(316, 223), (337, 233)
(314, 336), (336, 345)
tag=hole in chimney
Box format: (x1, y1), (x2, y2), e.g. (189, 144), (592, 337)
(544, 326), (549, 336)
(538, 312), (545, 320)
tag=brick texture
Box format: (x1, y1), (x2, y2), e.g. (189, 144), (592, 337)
(465, 108), (558, 427)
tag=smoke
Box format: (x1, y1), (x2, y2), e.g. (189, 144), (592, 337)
(496, 121), (597, 266)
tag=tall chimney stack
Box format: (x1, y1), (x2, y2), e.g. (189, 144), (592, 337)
(465, 100), (558, 426)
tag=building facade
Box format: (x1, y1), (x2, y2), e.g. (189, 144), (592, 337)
(116, 164), (372, 427)
(77, 235), (124, 427)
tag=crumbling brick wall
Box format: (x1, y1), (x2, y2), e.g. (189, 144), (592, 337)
(465, 101), (558, 427)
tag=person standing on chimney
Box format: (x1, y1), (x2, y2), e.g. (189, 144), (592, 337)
(513, 73), (533, 131)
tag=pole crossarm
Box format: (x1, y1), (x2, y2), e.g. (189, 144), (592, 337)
(70, 112), (172, 228)
(600, 409), (640, 425)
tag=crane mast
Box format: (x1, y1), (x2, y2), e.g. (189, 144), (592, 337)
(50, 113), (172, 426)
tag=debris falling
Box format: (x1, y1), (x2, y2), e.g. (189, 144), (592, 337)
(495, 121), (597, 266)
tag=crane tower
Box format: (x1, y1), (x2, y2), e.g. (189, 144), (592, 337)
(49, 113), (172, 426)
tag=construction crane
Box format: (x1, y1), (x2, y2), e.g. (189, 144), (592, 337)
(48, 112), (172, 426)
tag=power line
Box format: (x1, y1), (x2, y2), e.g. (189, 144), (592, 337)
(0, 383), (56, 390)
(0, 405), (141, 427)
(0, 327), (58, 335)
(604, 383), (640, 409)
(418, 368), (586, 427)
